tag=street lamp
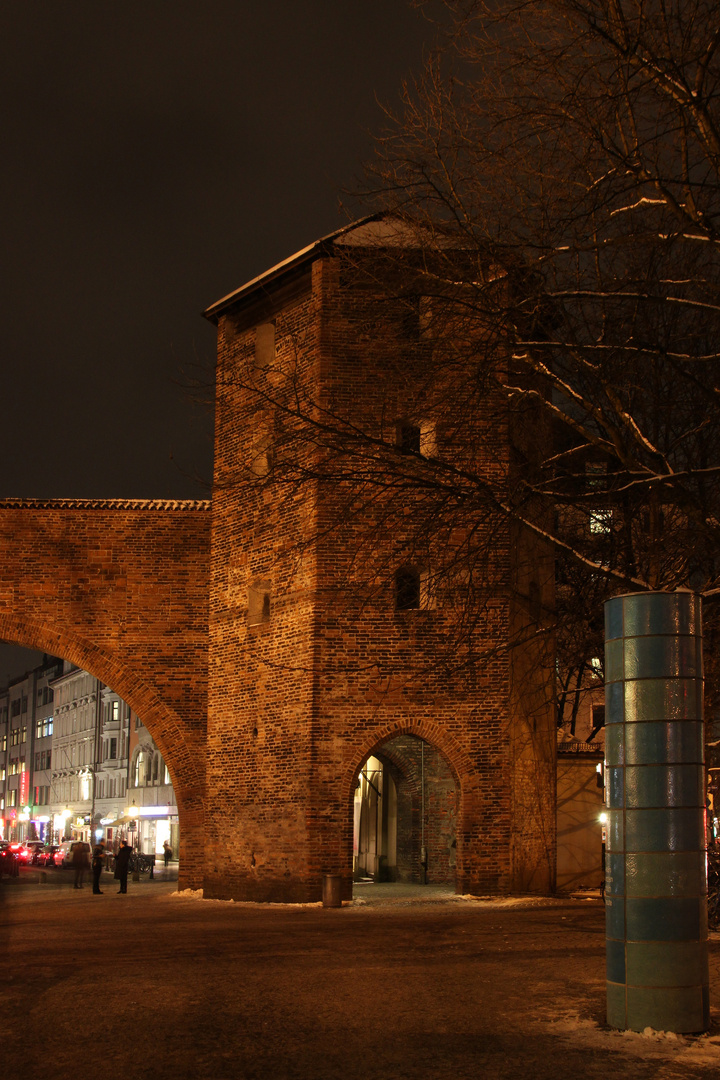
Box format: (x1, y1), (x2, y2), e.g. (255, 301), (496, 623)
(599, 812), (608, 897)
(127, 803), (140, 881)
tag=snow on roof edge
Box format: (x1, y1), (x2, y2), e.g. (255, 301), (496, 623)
(201, 212), (389, 323)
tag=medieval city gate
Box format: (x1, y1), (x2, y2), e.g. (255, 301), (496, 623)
(0, 218), (557, 902)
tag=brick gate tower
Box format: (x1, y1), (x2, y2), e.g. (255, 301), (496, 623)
(203, 217), (556, 902)
(0, 217), (556, 899)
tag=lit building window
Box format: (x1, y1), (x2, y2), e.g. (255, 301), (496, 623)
(589, 510), (612, 535)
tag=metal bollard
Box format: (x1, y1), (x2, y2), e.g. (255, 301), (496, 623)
(322, 874), (342, 908)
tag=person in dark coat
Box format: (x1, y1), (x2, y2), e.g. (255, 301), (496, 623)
(72, 840), (90, 889)
(114, 840), (132, 894)
(91, 841), (105, 894)
(163, 840), (172, 868)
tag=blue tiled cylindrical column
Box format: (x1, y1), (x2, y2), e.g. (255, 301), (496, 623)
(604, 591), (708, 1033)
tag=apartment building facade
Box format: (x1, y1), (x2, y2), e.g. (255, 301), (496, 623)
(0, 659), (177, 856)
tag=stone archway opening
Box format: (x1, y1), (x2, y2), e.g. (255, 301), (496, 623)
(352, 733), (459, 894)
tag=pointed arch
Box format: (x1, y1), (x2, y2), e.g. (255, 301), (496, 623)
(342, 718), (481, 895)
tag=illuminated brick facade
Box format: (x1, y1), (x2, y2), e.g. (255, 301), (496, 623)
(0, 220), (556, 900)
(204, 220), (556, 901)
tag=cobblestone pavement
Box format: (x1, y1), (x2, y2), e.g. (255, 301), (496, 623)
(1, 874), (719, 1080)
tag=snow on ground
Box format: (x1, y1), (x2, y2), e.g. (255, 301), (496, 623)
(455, 894), (583, 907)
(171, 887), (596, 909)
(549, 1014), (720, 1068)
(171, 888), (323, 907)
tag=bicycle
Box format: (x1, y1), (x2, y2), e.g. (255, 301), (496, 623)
(708, 849), (720, 931)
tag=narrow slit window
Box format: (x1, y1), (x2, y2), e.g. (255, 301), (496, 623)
(255, 322), (276, 368)
(419, 420), (436, 458)
(395, 567), (421, 610)
(250, 432), (274, 477)
(397, 423), (421, 455)
(248, 581), (272, 626)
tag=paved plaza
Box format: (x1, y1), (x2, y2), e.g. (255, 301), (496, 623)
(1, 871), (720, 1080)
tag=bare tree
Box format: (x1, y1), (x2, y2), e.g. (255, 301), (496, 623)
(211, 3), (720, 886)
(368, 1), (720, 564)
(351, 0), (720, 719)
(222, 3), (720, 704)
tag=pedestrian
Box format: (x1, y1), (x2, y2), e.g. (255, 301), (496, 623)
(92, 841), (105, 894)
(72, 840), (90, 889)
(114, 840), (132, 894)
(163, 840), (172, 868)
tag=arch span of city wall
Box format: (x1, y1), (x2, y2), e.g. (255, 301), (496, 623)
(0, 499), (211, 888)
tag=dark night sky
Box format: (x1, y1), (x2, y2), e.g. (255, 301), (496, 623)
(0, 1), (433, 683)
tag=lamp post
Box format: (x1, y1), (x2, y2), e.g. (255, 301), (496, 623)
(127, 803), (140, 881)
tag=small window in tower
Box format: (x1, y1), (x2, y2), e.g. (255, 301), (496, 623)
(248, 581), (272, 626)
(395, 567), (421, 610)
(255, 322), (276, 368)
(397, 423), (421, 455)
(396, 419), (436, 457)
(401, 294), (420, 338)
(419, 420), (436, 457)
(250, 432), (274, 477)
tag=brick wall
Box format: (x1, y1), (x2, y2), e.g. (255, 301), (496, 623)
(0, 224), (557, 903)
(206, 236), (557, 901)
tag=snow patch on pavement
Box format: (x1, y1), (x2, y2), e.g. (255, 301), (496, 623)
(549, 1013), (720, 1067)
(456, 894), (558, 907)
(170, 888), (324, 907)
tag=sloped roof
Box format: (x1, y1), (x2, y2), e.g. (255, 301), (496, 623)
(202, 213), (422, 324)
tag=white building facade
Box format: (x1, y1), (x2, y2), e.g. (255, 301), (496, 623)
(2, 659), (178, 856)
(127, 714), (178, 859)
(49, 663), (103, 844)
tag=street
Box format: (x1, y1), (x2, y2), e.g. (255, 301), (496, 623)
(1, 873), (719, 1080)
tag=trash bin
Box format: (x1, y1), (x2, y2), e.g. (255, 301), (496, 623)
(322, 874), (342, 908)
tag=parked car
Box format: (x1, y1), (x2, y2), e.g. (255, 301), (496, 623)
(37, 844), (60, 866)
(49, 844), (69, 866)
(53, 840), (76, 867)
(17, 840), (46, 864)
(0, 841), (20, 877)
(62, 840), (90, 868)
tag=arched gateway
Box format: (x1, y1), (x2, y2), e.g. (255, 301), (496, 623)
(0, 218), (557, 901)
